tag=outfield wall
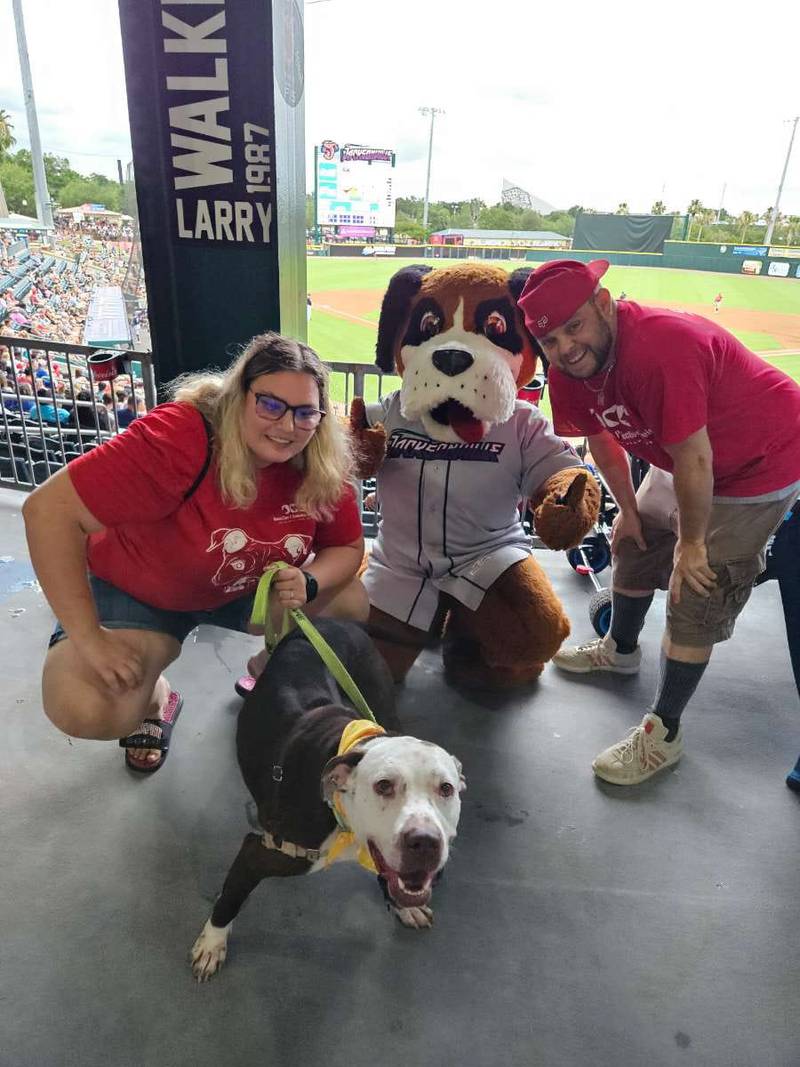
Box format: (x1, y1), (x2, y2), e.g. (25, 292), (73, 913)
(311, 240), (800, 278)
(524, 241), (800, 279)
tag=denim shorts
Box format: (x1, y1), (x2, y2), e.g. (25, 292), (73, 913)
(48, 575), (256, 649)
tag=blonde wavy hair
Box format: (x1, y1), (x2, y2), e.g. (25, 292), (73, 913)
(169, 332), (353, 519)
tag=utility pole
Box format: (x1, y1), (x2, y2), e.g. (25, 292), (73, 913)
(12, 0), (54, 233)
(765, 116), (798, 246)
(716, 182), (726, 224)
(419, 106), (444, 231)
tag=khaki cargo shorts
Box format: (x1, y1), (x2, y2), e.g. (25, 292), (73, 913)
(613, 466), (796, 647)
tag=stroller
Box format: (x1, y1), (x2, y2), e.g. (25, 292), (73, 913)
(564, 454), (649, 636)
(518, 370), (648, 636)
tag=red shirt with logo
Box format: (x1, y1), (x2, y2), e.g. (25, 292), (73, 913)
(548, 301), (800, 497)
(67, 402), (363, 610)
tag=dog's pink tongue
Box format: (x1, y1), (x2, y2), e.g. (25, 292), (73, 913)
(447, 400), (484, 443)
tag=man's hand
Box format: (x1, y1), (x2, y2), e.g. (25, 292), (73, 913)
(272, 565), (308, 609)
(610, 508), (647, 554)
(75, 627), (145, 694)
(670, 538), (716, 603)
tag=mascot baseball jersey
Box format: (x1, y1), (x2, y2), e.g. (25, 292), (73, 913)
(362, 392), (584, 630)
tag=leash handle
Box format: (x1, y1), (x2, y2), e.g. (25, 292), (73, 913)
(249, 563), (378, 724)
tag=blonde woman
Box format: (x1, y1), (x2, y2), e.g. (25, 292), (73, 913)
(24, 333), (367, 773)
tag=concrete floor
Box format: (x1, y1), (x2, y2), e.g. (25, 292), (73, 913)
(1, 484), (798, 1067)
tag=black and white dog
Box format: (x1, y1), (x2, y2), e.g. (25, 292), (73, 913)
(191, 619), (465, 981)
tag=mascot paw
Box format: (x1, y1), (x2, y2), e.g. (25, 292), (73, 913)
(349, 397), (387, 479)
(533, 469), (600, 551)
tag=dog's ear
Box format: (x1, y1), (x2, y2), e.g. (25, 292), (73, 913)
(321, 749), (365, 803)
(507, 266), (548, 382)
(452, 755), (467, 793)
(376, 264), (433, 374)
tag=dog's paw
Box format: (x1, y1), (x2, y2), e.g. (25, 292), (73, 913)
(391, 904), (434, 929)
(190, 919), (231, 982)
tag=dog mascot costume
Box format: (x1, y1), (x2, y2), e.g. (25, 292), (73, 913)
(350, 262), (600, 688)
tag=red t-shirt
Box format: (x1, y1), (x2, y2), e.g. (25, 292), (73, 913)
(68, 402), (363, 610)
(548, 301), (800, 497)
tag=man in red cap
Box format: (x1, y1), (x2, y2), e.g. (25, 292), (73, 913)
(518, 259), (800, 785)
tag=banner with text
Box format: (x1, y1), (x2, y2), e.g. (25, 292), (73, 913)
(119, 0), (283, 384)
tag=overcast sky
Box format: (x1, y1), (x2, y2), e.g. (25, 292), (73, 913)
(0, 0), (798, 218)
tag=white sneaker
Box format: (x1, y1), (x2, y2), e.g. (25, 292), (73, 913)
(552, 634), (642, 675)
(592, 713), (683, 785)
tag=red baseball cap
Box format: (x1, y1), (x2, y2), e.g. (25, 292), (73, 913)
(518, 259), (610, 338)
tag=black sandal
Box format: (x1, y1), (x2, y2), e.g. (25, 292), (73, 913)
(119, 691), (183, 774)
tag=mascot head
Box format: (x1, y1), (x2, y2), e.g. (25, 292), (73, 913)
(375, 263), (540, 443)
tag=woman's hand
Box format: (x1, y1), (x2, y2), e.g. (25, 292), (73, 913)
(610, 508), (647, 554)
(271, 566), (308, 609)
(74, 627), (145, 694)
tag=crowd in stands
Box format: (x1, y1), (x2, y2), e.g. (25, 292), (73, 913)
(1, 348), (146, 433)
(0, 229), (146, 438)
(55, 215), (135, 243)
(1, 237), (129, 344)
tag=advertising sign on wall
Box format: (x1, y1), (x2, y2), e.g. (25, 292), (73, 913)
(741, 260), (764, 275)
(770, 247), (800, 259)
(733, 246), (767, 257)
(768, 261), (790, 277)
(316, 141), (396, 228)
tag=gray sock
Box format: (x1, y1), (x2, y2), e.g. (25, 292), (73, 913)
(651, 650), (708, 741)
(610, 592), (654, 654)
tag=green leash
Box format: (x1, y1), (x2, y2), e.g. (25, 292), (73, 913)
(249, 562), (378, 724)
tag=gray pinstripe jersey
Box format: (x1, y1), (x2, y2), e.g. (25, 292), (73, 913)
(362, 392), (584, 630)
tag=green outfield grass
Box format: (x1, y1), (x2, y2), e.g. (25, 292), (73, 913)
(308, 256), (800, 407)
(732, 331), (783, 351)
(308, 256), (800, 314)
(765, 353), (800, 385)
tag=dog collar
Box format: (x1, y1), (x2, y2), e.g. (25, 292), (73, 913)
(326, 719), (386, 872)
(260, 720), (386, 873)
(337, 719), (386, 757)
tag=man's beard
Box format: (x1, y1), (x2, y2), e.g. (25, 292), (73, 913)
(565, 317), (614, 379)
(590, 319), (614, 373)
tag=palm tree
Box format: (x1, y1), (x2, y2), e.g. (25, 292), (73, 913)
(651, 200), (666, 215)
(694, 208), (716, 242)
(785, 215), (800, 247)
(686, 199), (703, 240)
(615, 202), (629, 215)
(737, 211), (756, 243)
(0, 109), (15, 218)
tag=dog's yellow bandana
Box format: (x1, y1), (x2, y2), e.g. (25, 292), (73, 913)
(325, 719), (386, 873)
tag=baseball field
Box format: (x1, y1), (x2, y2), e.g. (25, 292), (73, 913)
(307, 257), (800, 413)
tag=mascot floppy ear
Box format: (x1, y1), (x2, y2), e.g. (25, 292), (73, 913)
(375, 264), (434, 374)
(507, 266), (549, 379)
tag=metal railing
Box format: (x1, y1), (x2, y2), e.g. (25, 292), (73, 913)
(0, 335), (157, 491)
(0, 342), (387, 513)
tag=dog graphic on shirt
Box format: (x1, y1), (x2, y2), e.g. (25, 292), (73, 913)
(207, 528), (311, 595)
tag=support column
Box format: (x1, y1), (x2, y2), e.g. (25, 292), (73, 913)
(117, 0), (306, 387)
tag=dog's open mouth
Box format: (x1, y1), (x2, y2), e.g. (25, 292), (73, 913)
(430, 399), (485, 444)
(368, 842), (437, 909)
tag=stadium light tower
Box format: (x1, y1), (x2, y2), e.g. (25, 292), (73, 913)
(419, 106), (444, 230)
(12, 0), (54, 233)
(765, 116), (798, 246)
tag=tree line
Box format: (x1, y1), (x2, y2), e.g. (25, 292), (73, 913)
(0, 149), (125, 216)
(0, 109), (126, 217)
(3, 105), (797, 249)
(308, 191), (800, 248)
